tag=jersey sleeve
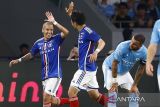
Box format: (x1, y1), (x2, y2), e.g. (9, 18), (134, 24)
(85, 27), (101, 43)
(30, 41), (39, 56)
(150, 20), (160, 44)
(140, 47), (147, 65)
(54, 33), (64, 45)
(112, 43), (125, 62)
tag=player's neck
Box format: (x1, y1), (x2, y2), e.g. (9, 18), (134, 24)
(77, 24), (86, 32)
(44, 37), (50, 41)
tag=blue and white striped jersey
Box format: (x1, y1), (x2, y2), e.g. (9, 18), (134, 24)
(78, 26), (101, 71)
(30, 33), (64, 80)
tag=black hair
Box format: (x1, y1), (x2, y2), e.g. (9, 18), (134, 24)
(71, 10), (86, 25)
(134, 34), (145, 44)
(74, 44), (78, 47)
(137, 3), (146, 11)
(118, 2), (128, 9)
(19, 43), (29, 52)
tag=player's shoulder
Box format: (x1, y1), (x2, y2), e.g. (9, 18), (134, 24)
(35, 37), (44, 44)
(114, 41), (130, 54)
(52, 33), (61, 37)
(117, 41), (130, 49)
(155, 19), (160, 24)
(51, 33), (62, 39)
(141, 45), (147, 53)
(154, 19), (160, 27)
(83, 26), (93, 34)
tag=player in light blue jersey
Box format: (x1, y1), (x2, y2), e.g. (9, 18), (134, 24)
(146, 19), (160, 91)
(66, 2), (109, 107)
(102, 34), (147, 107)
(9, 12), (70, 107)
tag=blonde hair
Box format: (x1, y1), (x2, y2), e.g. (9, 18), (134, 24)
(42, 22), (54, 29)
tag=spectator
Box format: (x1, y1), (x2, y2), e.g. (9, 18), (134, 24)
(97, 0), (115, 19)
(146, 0), (159, 21)
(67, 44), (78, 61)
(156, 0), (160, 17)
(127, 0), (136, 19)
(122, 28), (133, 41)
(19, 43), (29, 57)
(134, 3), (153, 28)
(112, 2), (132, 28)
(107, 0), (127, 5)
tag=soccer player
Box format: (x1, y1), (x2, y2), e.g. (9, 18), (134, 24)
(146, 19), (160, 91)
(66, 2), (108, 107)
(9, 11), (70, 107)
(67, 44), (78, 61)
(102, 34), (147, 107)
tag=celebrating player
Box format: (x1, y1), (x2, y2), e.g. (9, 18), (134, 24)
(9, 11), (70, 107)
(66, 2), (109, 107)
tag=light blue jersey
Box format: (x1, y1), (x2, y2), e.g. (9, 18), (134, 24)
(78, 26), (100, 71)
(103, 41), (147, 74)
(150, 19), (160, 44)
(30, 33), (64, 80)
(150, 19), (160, 75)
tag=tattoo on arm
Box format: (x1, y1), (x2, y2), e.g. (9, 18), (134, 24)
(112, 60), (118, 78)
(21, 53), (33, 62)
(133, 64), (145, 86)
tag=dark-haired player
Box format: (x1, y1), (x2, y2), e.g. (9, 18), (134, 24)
(102, 34), (147, 107)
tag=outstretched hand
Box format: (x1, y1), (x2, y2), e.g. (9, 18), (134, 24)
(89, 52), (98, 63)
(65, 1), (74, 16)
(9, 59), (19, 67)
(146, 63), (154, 77)
(45, 11), (55, 22)
(129, 85), (140, 96)
(109, 83), (118, 92)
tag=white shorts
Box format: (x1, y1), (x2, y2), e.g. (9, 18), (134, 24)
(158, 75), (160, 91)
(157, 63), (160, 91)
(42, 78), (61, 97)
(102, 64), (134, 90)
(70, 69), (99, 91)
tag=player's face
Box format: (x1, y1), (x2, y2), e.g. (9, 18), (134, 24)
(130, 37), (142, 51)
(42, 24), (53, 40)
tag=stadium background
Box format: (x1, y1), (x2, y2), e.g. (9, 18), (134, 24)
(0, 0), (159, 107)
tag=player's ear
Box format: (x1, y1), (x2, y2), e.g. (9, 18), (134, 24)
(42, 28), (44, 33)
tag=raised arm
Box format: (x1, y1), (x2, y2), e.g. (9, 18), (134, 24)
(9, 52), (33, 67)
(66, 1), (74, 16)
(45, 11), (69, 38)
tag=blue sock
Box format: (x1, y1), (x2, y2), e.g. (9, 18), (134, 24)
(129, 93), (139, 107)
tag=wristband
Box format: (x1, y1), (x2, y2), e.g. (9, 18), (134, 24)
(112, 78), (117, 84)
(95, 49), (100, 53)
(18, 58), (22, 62)
(53, 21), (57, 25)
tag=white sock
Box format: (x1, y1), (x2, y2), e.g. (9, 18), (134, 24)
(129, 93), (139, 107)
(108, 92), (117, 107)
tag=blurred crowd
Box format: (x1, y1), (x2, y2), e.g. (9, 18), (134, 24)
(94, 0), (160, 28)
